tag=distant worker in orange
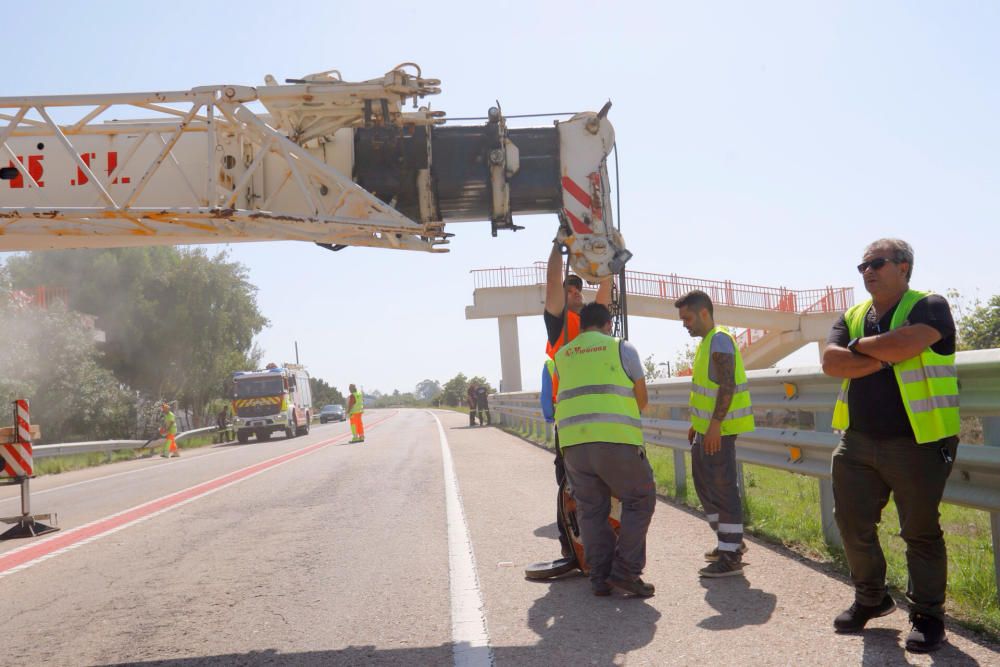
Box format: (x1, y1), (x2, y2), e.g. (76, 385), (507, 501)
(160, 402), (179, 458)
(348, 384), (365, 444)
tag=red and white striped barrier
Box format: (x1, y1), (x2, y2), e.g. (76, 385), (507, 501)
(1, 399), (34, 478)
(0, 399), (57, 539)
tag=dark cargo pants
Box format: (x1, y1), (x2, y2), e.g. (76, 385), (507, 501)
(832, 430), (958, 619)
(553, 428), (572, 558)
(691, 434), (744, 555)
(562, 442), (656, 583)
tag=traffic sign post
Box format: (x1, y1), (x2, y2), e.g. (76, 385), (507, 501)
(0, 399), (58, 540)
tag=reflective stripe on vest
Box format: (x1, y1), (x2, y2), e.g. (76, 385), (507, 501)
(831, 289), (959, 443)
(554, 330), (643, 448)
(689, 327), (755, 436)
(349, 390), (364, 414)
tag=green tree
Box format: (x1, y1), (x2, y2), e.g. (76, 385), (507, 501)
(6, 248), (268, 425)
(440, 373), (469, 406)
(956, 294), (1000, 350)
(415, 379), (441, 403)
(310, 377), (345, 407)
(0, 297), (136, 443)
(467, 376), (496, 394)
(642, 354), (667, 382)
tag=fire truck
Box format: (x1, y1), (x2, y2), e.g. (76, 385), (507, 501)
(231, 363), (312, 443)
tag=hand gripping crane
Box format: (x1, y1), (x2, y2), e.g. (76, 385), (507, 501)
(0, 64), (630, 282)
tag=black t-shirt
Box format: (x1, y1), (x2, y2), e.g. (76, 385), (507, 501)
(544, 310), (565, 348)
(826, 293), (955, 437)
(475, 386), (489, 408)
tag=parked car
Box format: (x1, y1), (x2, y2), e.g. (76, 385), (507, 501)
(319, 404), (346, 423)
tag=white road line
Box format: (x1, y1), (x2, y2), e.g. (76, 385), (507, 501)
(431, 411), (493, 667)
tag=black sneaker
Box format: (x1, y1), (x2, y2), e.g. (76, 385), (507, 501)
(591, 580), (612, 597)
(833, 595), (896, 633)
(607, 575), (655, 598)
(905, 613), (946, 653)
(698, 556), (745, 578)
(704, 542), (749, 562)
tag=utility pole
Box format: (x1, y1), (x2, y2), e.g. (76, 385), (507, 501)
(295, 341), (300, 365)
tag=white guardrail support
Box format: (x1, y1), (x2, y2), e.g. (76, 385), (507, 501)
(488, 349), (1000, 603)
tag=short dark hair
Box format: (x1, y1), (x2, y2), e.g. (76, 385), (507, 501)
(674, 290), (714, 316)
(579, 302), (612, 329)
(563, 275), (583, 290)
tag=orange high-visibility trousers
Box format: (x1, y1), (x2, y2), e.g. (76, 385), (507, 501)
(350, 413), (364, 438)
(162, 433), (177, 456)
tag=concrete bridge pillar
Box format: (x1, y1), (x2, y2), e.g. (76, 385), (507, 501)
(498, 315), (522, 392)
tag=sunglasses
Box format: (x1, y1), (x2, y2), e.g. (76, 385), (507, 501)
(856, 257), (898, 274)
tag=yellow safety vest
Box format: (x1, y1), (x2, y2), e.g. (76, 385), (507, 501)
(554, 330), (644, 448)
(349, 390), (364, 414)
(832, 290), (959, 443)
(689, 327), (755, 436)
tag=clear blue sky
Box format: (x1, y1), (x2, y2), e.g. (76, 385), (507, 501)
(4, 2), (999, 394)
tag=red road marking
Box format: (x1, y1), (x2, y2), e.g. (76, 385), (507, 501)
(0, 411), (397, 577)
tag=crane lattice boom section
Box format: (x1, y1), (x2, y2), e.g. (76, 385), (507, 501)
(0, 65), (627, 281)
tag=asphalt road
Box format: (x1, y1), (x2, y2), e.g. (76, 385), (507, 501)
(1, 409), (997, 666)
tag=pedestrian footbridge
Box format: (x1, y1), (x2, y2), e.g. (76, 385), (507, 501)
(466, 262), (853, 390)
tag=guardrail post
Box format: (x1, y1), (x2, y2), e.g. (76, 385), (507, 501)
(814, 410), (842, 548)
(669, 407), (687, 498)
(982, 416), (1000, 605)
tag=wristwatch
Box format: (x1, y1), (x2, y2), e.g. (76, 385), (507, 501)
(847, 337), (862, 354)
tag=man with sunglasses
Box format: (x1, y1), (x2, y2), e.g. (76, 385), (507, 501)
(822, 238), (959, 653)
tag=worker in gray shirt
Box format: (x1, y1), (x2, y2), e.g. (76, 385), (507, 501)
(676, 290), (755, 578)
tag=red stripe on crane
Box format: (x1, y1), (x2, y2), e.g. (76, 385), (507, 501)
(564, 209), (593, 235)
(562, 176), (592, 209)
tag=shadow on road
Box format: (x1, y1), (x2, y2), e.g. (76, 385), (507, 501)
(532, 521), (561, 542)
(857, 626), (984, 666)
(697, 576), (776, 630)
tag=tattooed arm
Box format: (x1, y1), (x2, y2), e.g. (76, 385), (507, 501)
(703, 350), (735, 455)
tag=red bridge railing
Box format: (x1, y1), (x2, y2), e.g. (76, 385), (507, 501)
(471, 262), (853, 315)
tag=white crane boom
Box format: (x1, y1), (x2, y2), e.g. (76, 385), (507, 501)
(0, 64), (629, 280)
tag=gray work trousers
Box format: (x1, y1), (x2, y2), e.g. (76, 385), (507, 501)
(691, 434), (744, 555)
(562, 442), (656, 583)
(832, 430), (958, 619)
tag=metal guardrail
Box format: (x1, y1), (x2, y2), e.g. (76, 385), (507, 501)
(488, 349), (1000, 601)
(32, 426), (220, 460)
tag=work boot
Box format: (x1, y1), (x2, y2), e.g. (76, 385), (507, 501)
(833, 594), (896, 633)
(591, 580), (612, 597)
(698, 554), (745, 578)
(704, 542), (749, 562)
(160, 453), (170, 458)
(607, 575), (655, 598)
(905, 613), (946, 653)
